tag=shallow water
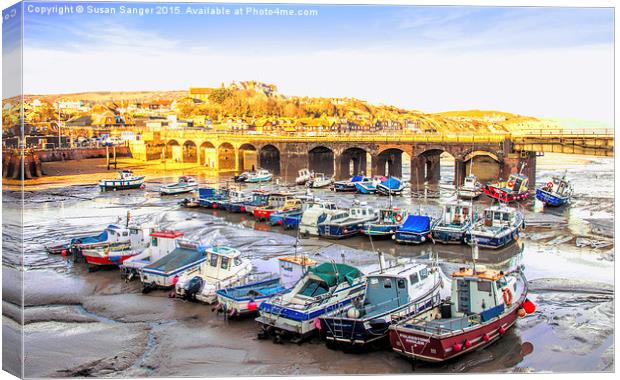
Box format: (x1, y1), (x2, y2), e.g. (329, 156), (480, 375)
(2, 153), (614, 375)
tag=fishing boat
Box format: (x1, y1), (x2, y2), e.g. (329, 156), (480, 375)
(198, 186), (229, 209)
(179, 197), (200, 208)
(120, 230), (185, 280)
(296, 169), (314, 186)
(234, 171), (251, 183)
(269, 207), (304, 226)
(318, 201), (379, 239)
(253, 194), (300, 221)
(432, 200), (474, 244)
(484, 164), (530, 202)
(160, 176), (198, 195)
(394, 215), (438, 244)
(361, 207), (408, 238)
(355, 176), (385, 194)
(98, 170), (145, 191)
(215, 255), (317, 317)
(376, 177), (407, 196)
(242, 190), (271, 214)
(224, 189), (254, 212)
(140, 240), (209, 292)
(80, 224), (155, 267)
(319, 256), (445, 349)
(333, 175), (369, 192)
(535, 172), (573, 207)
(389, 262), (533, 363)
(307, 173), (333, 189)
(256, 262), (366, 342)
(458, 175), (483, 199)
(464, 204), (524, 249)
(246, 169), (273, 183)
(283, 213), (303, 230)
(175, 246), (253, 303)
(298, 200), (339, 235)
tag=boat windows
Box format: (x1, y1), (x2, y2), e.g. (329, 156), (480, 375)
(419, 268), (429, 280)
(210, 254), (218, 267)
(502, 213), (510, 222)
(410, 273), (419, 284)
(494, 212), (501, 221)
(477, 281), (492, 294)
(151, 237), (158, 246)
(299, 279), (329, 297)
(383, 278), (392, 288)
(234, 257), (242, 266)
(130, 229), (139, 235)
(397, 278), (406, 289)
(122, 231), (128, 237)
(221, 256), (229, 270)
(369, 278), (380, 287)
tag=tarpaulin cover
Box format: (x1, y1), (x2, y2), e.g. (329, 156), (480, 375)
(308, 263), (362, 287)
(380, 177), (402, 190)
(399, 215), (431, 233)
(351, 176), (364, 182)
(71, 230), (109, 245)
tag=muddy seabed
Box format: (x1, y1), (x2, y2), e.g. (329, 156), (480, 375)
(1, 154), (614, 376)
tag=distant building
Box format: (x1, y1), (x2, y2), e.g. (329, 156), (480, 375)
(189, 87), (213, 102)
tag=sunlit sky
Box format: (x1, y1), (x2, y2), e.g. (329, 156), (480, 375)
(2, 1), (614, 124)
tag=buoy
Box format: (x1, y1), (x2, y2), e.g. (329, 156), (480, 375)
(61, 249), (67, 257)
(247, 300), (258, 311)
(464, 339), (472, 349)
(277, 220), (283, 225)
(498, 326), (506, 335)
(453, 343), (463, 352)
(347, 307), (361, 319)
(518, 308), (527, 318)
(212, 203), (218, 209)
(522, 299), (536, 314)
(171, 276), (179, 285)
(482, 334), (490, 342)
(315, 318), (322, 330)
(240, 206), (245, 212)
(140, 184), (145, 190)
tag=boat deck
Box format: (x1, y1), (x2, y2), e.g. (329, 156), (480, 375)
(144, 248), (205, 274)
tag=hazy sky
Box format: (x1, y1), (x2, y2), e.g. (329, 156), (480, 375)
(4, 2), (614, 123)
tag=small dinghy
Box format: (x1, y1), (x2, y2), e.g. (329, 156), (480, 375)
(246, 169), (273, 183)
(535, 172), (573, 207)
(296, 169), (314, 186)
(464, 204), (524, 249)
(333, 175), (368, 192)
(394, 215), (438, 244)
(160, 176), (198, 195)
(389, 262), (533, 363)
(320, 255), (445, 349)
(175, 246), (253, 303)
(98, 170), (144, 191)
(215, 255), (316, 317)
(256, 262), (365, 342)
(432, 200), (474, 244)
(307, 173), (333, 189)
(376, 177), (406, 196)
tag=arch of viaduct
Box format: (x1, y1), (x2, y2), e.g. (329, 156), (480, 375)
(154, 136), (536, 185)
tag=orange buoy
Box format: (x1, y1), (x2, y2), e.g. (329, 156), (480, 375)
(518, 308), (527, 318)
(523, 299), (536, 314)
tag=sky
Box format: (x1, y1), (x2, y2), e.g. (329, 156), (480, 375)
(3, 1), (615, 124)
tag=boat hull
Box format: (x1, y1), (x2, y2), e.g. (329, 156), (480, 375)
(394, 230), (431, 244)
(83, 252), (136, 266)
(160, 185), (197, 195)
(432, 224), (470, 244)
(99, 177), (145, 191)
(318, 224), (361, 239)
(361, 224), (400, 237)
(333, 183), (357, 192)
(535, 188), (569, 207)
(483, 185), (529, 202)
(464, 228), (520, 249)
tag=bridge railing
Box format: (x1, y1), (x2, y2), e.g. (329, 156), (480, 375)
(509, 128), (614, 137)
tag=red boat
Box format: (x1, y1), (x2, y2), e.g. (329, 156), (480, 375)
(483, 166), (530, 202)
(80, 225), (155, 266)
(389, 266), (534, 363)
(253, 194), (299, 221)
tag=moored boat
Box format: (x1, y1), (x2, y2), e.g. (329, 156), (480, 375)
(120, 229), (185, 280)
(160, 176), (198, 195)
(242, 190), (271, 214)
(98, 170), (145, 191)
(458, 175), (483, 199)
(432, 200), (474, 244)
(307, 172), (333, 189)
(376, 177), (406, 196)
(389, 265), (533, 363)
(394, 215), (438, 244)
(318, 201), (379, 239)
(296, 168), (314, 185)
(355, 176), (385, 194)
(361, 207), (408, 238)
(484, 165), (529, 202)
(253, 194), (300, 221)
(535, 172), (573, 207)
(298, 200), (339, 236)
(234, 171), (251, 183)
(175, 246), (253, 303)
(246, 169), (273, 183)
(464, 204), (524, 249)
(256, 262), (365, 342)
(333, 175), (369, 192)
(80, 224), (155, 267)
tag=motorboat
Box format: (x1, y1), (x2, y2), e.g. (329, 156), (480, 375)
(394, 215), (438, 244)
(298, 200), (339, 236)
(458, 175), (483, 199)
(234, 171), (251, 182)
(320, 258), (445, 349)
(175, 246), (253, 303)
(256, 262), (365, 341)
(120, 230), (185, 280)
(333, 175), (369, 192)
(224, 189), (254, 213)
(198, 186), (229, 209)
(80, 224), (155, 267)
(484, 164), (529, 202)
(464, 204), (524, 249)
(246, 169), (273, 183)
(160, 176), (198, 195)
(215, 255), (316, 317)
(296, 169), (314, 186)
(361, 207), (408, 238)
(242, 190), (271, 214)
(432, 200), (474, 244)
(355, 176), (385, 194)
(98, 170), (144, 191)
(253, 194), (300, 221)
(307, 173), (333, 189)
(318, 201), (379, 239)
(376, 177), (406, 196)
(535, 172), (573, 207)
(389, 264), (532, 363)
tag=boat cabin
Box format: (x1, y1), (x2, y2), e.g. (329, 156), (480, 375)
(118, 170), (136, 180)
(282, 198), (303, 210)
(543, 175), (572, 196)
(441, 202), (473, 227)
(482, 205), (518, 229)
(506, 173), (528, 193)
(149, 230), (184, 261)
(348, 202), (378, 220)
(298, 169), (312, 178)
(462, 175), (479, 188)
(449, 267), (517, 318)
(198, 246), (247, 280)
(377, 208), (407, 225)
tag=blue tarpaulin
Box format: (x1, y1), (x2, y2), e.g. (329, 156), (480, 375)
(351, 176), (364, 182)
(72, 230), (108, 245)
(399, 215), (431, 233)
(380, 177), (401, 190)
(199, 187), (217, 198)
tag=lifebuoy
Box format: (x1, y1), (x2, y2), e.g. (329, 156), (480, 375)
(507, 181), (515, 188)
(502, 288), (513, 306)
(547, 182), (553, 188)
(395, 213), (403, 223)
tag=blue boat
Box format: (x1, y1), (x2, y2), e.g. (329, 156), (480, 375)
(198, 187), (229, 209)
(376, 177), (406, 196)
(269, 208), (303, 226)
(431, 200), (474, 244)
(319, 260), (444, 349)
(361, 207), (408, 238)
(215, 255), (316, 317)
(318, 202), (379, 239)
(241, 190), (271, 214)
(283, 213), (303, 229)
(535, 173), (573, 207)
(394, 215), (437, 244)
(464, 204), (524, 249)
(334, 175), (368, 192)
(354, 176), (384, 194)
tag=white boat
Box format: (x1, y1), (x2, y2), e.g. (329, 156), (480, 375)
(296, 169), (314, 185)
(120, 229), (185, 280)
(98, 170), (145, 191)
(431, 200), (474, 244)
(458, 175), (483, 199)
(81, 224), (155, 267)
(465, 204), (524, 249)
(175, 246), (253, 303)
(160, 176), (198, 195)
(246, 169), (273, 183)
(256, 262), (366, 341)
(318, 201), (379, 239)
(299, 200), (340, 236)
(307, 172), (333, 189)
(215, 255), (317, 317)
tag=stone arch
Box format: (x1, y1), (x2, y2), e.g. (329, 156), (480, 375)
(374, 148), (406, 178)
(182, 140), (198, 163)
(338, 147), (369, 179)
(412, 148), (457, 185)
(462, 150), (502, 183)
(165, 140), (181, 162)
(218, 142), (236, 171)
(258, 144), (280, 175)
(238, 143), (258, 172)
(308, 146), (335, 177)
(199, 141), (216, 168)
